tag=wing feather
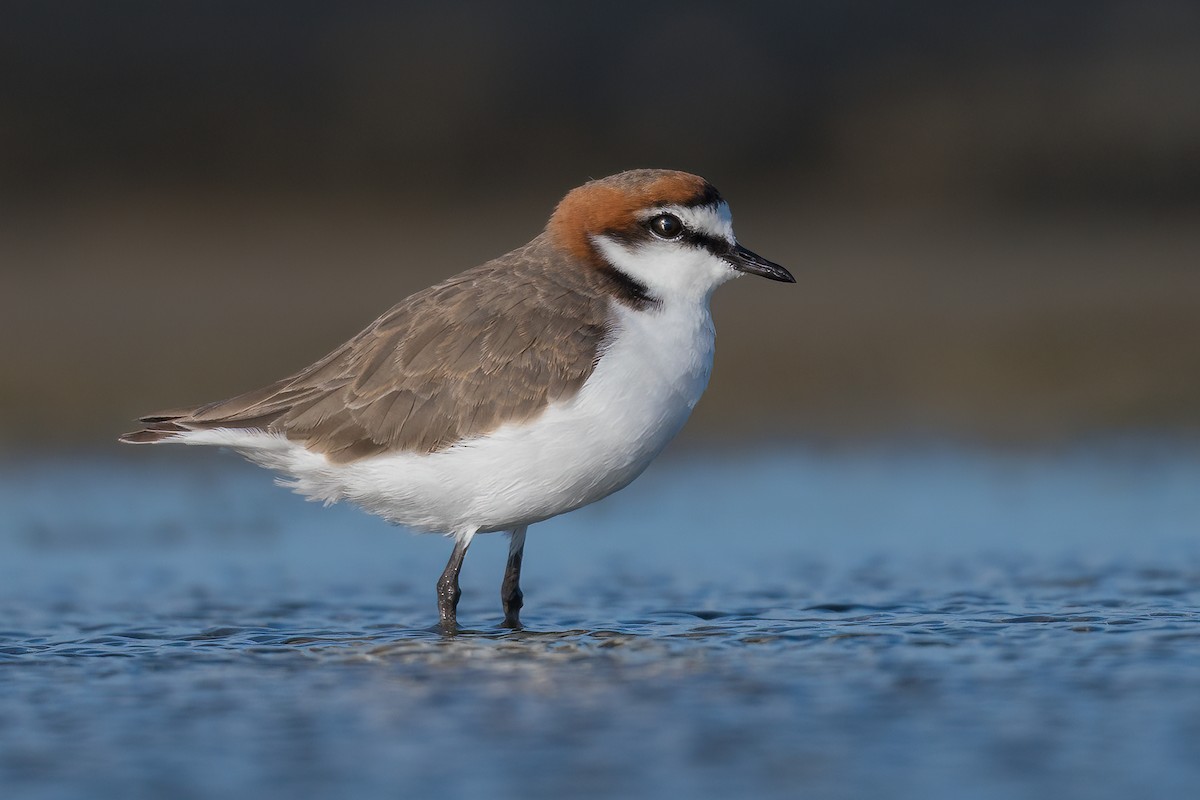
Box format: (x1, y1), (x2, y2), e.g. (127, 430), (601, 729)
(120, 235), (616, 460)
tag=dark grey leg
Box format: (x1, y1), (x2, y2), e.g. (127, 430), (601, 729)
(500, 526), (527, 629)
(437, 537), (471, 632)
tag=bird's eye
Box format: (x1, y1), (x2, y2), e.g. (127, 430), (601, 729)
(648, 213), (684, 240)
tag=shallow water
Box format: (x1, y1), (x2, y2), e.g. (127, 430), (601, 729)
(2, 442), (1199, 800)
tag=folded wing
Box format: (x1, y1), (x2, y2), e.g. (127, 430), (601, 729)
(120, 239), (613, 463)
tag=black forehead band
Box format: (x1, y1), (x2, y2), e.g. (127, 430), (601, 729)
(683, 184), (724, 209)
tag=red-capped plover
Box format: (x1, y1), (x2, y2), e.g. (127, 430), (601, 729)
(121, 169), (794, 630)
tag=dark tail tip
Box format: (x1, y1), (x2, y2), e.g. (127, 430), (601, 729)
(119, 420), (189, 444)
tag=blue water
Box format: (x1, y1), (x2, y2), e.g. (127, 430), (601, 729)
(2, 441), (1199, 800)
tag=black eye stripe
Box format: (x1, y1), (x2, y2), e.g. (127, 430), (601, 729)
(645, 212), (731, 253)
(599, 213), (732, 258)
(678, 227), (733, 257)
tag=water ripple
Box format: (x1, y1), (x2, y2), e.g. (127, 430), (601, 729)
(2, 447), (1200, 800)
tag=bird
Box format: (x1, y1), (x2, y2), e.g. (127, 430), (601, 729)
(120, 169), (794, 631)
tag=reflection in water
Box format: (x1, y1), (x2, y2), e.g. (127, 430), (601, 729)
(1, 443), (1199, 800)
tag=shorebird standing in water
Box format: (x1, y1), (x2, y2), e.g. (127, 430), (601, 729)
(121, 169), (794, 631)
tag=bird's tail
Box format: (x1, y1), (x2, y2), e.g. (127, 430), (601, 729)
(118, 376), (299, 445)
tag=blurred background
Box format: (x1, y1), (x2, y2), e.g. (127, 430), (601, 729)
(2, 0), (1199, 449)
(4, 8), (1200, 800)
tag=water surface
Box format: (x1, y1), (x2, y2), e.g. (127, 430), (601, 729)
(2, 442), (1199, 799)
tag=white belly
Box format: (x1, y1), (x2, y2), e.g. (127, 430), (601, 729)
(201, 299), (717, 535)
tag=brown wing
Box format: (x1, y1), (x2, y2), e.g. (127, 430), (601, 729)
(121, 236), (614, 463)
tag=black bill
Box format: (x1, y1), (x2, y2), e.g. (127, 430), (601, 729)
(726, 244), (795, 283)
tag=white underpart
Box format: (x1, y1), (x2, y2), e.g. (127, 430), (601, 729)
(170, 202), (743, 540)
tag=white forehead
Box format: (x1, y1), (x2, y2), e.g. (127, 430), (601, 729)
(641, 201), (735, 245)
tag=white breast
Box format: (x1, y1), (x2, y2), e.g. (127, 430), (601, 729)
(197, 295), (718, 536)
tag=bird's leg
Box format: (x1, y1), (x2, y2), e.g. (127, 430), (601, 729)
(500, 526), (527, 629)
(437, 535), (472, 633)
